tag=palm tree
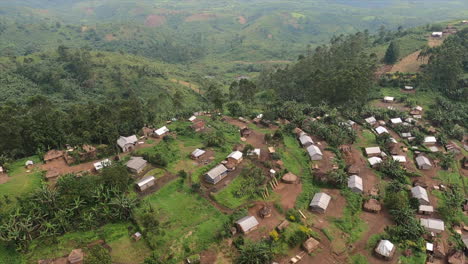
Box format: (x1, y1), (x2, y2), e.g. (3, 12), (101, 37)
(235, 241), (273, 264)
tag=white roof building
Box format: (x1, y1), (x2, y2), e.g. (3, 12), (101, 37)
(310, 192), (331, 213)
(420, 218), (445, 233)
(191, 148), (206, 159)
(227, 151), (243, 161)
(414, 106), (423, 112)
(117, 135), (138, 152)
(383, 96), (395, 102)
(348, 175), (363, 193)
(155, 126), (170, 136)
(365, 146), (381, 156)
(248, 148), (261, 157)
(306, 145), (323, 161)
(431, 32), (443, 37)
(136, 176), (156, 191)
(188, 116), (197, 122)
(365, 116), (377, 125)
(392, 155), (407, 163)
(411, 186), (430, 205)
(205, 164), (228, 184)
(236, 216), (259, 233)
(368, 157), (382, 167)
(401, 132), (412, 138)
(25, 160), (34, 166)
(424, 136), (437, 145)
(416, 156), (432, 170)
(419, 205), (434, 214)
(94, 159), (111, 171)
(299, 134), (314, 147)
(390, 118), (403, 124)
(375, 126), (389, 135)
(375, 240), (395, 258)
(404, 86), (414, 90)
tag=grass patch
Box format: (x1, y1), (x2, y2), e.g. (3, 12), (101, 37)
(280, 135), (318, 209)
(0, 244), (23, 264)
(25, 223), (149, 263)
(350, 254), (368, 264)
(213, 176), (254, 209)
(135, 181), (227, 262)
(355, 129), (376, 148)
(399, 251), (427, 264)
(332, 190), (367, 243)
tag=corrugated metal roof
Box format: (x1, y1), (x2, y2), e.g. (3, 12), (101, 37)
(191, 148), (206, 158)
(420, 218), (444, 233)
(365, 147), (381, 155)
(155, 126), (169, 136)
(299, 134), (314, 146)
(236, 216), (259, 232)
(411, 186), (429, 204)
(227, 151), (243, 160)
(137, 176), (155, 187)
(126, 157), (147, 171)
(348, 175), (363, 192)
(310, 192), (331, 210)
(375, 240), (394, 257)
(205, 164), (228, 180)
(306, 145), (323, 158)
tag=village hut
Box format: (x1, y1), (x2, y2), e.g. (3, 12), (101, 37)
(365, 116), (377, 125)
(368, 157), (383, 168)
(375, 126), (389, 135)
(411, 186), (430, 205)
(240, 127), (252, 138)
(363, 199), (382, 213)
(383, 96), (395, 103)
(117, 135), (138, 152)
(392, 155), (407, 163)
(365, 146), (381, 157)
(302, 237), (320, 254)
(188, 116), (197, 122)
(404, 86), (414, 90)
(43, 149), (65, 163)
(68, 249), (84, 264)
(235, 216), (259, 234)
(205, 164), (228, 184)
(25, 160), (34, 169)
(126, 157), (147, 174)
(416, 156), (432, 170)
(375, 240), (395, 260)
(431, 32), (443, 37)
(141, 127), (154, 137)
(420, 218), (445, 234)
(191, 120), (206, 132)
(306, 145), (323, 161)
(191, 148), (206, 160)
(282, 172), (298, 184)
(310, 192), (331, 213)
(227, 151), (243, 164)
(418, 205), (434, 215)
(154, 126), (170, 138)
(132, 232), (142, 241)
(448, 251), (465, 264)
(276, 220), (290, 232)
(268, 147), (276, 154)
(348, 175), (363, 193)
(136, 176), (156, 192)
(401, 132), (412, 138)
(390, 118), (403, 125)
(259, 205), (272, 218)
(299, 134), (314, 148)
(424, 136), (437, 146)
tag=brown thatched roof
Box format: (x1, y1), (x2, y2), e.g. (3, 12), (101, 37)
(363, 199), (382, 212)
(282, 172), (298, 183)
(302, 237), (319, 253)
(44, 150), (64, 161)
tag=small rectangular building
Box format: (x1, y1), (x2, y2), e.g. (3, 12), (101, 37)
(306, 145), (323, 161)
(368, 157), (382, 167)
(365, 116), (377, 125)
(348, 175), (363, 193)
(191, 148), (206, 160)
(420, 218), (445, 233)
(383, 96), (395, 103)
(431, 32), (443, 37)
(227, 151), (243, 164)
(236, 216), (259, 234)
(205, 164), (228, 184)
(154, 126), (170, 138)
(188, 116), (197, 122)
(416, 156), (432, 170)
(299, 134), (314, 147)
(365, 147), (381, 157)
(418, 205), (434, 215)
(126, 157), (147, 174)
(424, 136), (437, 145)
(375, 126), (389, 135)
(375, 240), (395, 260)
(136, 176), (156, 192)
(310, 192), (331, 213)
(392, 155), (407, 163)
(411, 186), (430, 205)
(390, 118), (403, 125)
(117, 135), (138, 152)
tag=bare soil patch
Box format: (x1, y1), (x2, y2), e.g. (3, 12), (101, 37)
(390, 51), (427, 73)
(185, 13), (217, 22)
(105, 34), (117, 41)
(144, 15), (166, 27)
(200, 249), (218, 264)
(371, 100), (410, 112)
(0, 174), (9, 184)
(428, 37), (444, 47)
(245, 202), (284, 241)
(274, 182), (302, 210)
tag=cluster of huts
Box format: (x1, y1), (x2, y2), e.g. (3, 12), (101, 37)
(204, 150), (243, 184)
(294, 128), (323, 161)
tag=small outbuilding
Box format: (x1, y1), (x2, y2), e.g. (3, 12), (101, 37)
(420, 218), (445, 233)
(117, 135), (138, 152)
(368, 157), (382, 167)
(365, 147), (381, 157)
(390, 118), (402, 125)
(375, 126), (389, 135)
(375, 240), (395, 260)
(347, 164), (360, 175)
(236, 216), (259, 234)
(132, 232), (142, 241)
(401, 132), (412, 138)
(383, 96), (395, 103)
(154, 126), (170, 138)
(418, 205), (434, 215)
(282, 172), (298, 184)
(25, 160), (34, 169)
(136, 176), (156, 192)
(299, 134), (314, 147)
(416, 156), (432, 170)
(205, 164), (228, 184)
(302, 237), (320, 253)
(392, 155), (407, 163)
(126, 157), (147, 174)
(424, 136), (437, 145)
(310, 192), (331, 213)
(411, 186), (430, 205)
(191, 148), (206, 160)
(431, 32), (443, 37)
(404, 86), (414, 90)
(188, 116), (197, 122)
(348, 175), (363, 193)
(227, 151), (243, 164)
(306, 145), (323, 161)
(365, 116), (377, 125)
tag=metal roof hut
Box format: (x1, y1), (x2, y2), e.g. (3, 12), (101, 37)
(310, 192), (331, 213)
(365, 116), (377, 125)
(348, 175), (363, 193)
(117, 135), (138, 152)
(368, 157), (383, 168)
(154, 126), (170, 138)
(204, 164), (228, 184)
(306, 145), (323, 161)
(416, 156), (432, 170)
(363, 199), (382, 213)
(375, 240), (395, 260)
(236, 216), (259, 234)
(302, 237), (320, 254)
(411, 186), (430, 205)
(418, 205), (434, 215)
(132, 232), (142, 241)
(25, 160), (34, 168)
(383, 96), (395, 103)
(282, 172), (298, 184)
(227, 151), (243, 164)
(365, 146), (381, 157)
(420, 218), (445, 234)
(424, 136), (437, 145)
(136, 176), (156, 192)
(299, 134), (314, 148)
(190, 148), (206, 160)
(375, 126), (389, 135)
(126, 157), (147, 174)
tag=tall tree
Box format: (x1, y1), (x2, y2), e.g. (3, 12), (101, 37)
(384, 41), (400, 64)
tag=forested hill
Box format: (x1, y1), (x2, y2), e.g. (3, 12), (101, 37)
(2, 0), (468, 63)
